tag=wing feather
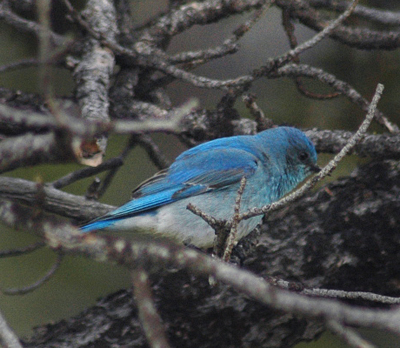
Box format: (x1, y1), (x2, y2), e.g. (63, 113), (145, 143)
(82, 147), (259, 229)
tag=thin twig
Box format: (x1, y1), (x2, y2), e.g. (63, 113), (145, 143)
(187, 203), (222, 231)
(0, 2), (65, 46)
(131, 267), (171, 348)
(50, 157), (124, 189)
(0, 58), (40, 73)
(277, 0), (400, 50)
(182, 2), (270, 65)
(137, 134), (170, 170)
(272, 64), (398, 133)
(327, 321), (376, 348)
(264, 0), (359, 72)
(242, 94), (274, 131)
(37, 0), (53, 99)
(168, 4), (270, 65)
(0, 242), (45, 258)
(281, 8), (340, 100)
(309, 0), (400, 26)
(0, 252), (63, 295)
(95, 135), (138, 199)
(271, 278), (400, 304)
(222, 177), (247, 262)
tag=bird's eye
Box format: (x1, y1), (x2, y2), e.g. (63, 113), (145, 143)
(298, 151), (309, 162)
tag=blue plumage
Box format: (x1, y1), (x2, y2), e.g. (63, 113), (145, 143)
(80, 127), (319, 247)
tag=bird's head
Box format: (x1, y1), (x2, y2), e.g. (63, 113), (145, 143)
(256, 127), (320, 182)
(283, 127), (320, 179)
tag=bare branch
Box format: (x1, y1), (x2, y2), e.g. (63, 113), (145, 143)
(69, 0), (118, 163)
(309, 0), (400, 26)
(169, 3), (271, 66)
(50, 157), (124, 189)
(0, 309), (22, 348)
(131, 268), (171, 348)
(138, 0), (268, 46)
(271, 278), (400, 305)
(186, 202), (223, 231)
(308, 130), (400, 159)
(272, 64), (398, 133)
(0, 98), (197, 139)
(0, 58), (40, 73)
(137, 134), (170, 170)
(0, 132), (76, 174)
(275, 0), (359, 64)
(276, 0), (400, 50)
(327, 321), (377, 348)
(222, 177), (247, 262)
(0, 252), (62, 295)
(0, 242), (45, 258)
(0, 177), (114, 221)
(281, 8), (341, 100)
(0, 2), (64, 46)
(143, 0), (358, 90)
(242, 94), (274, 131)
(95, 135), (138, 199)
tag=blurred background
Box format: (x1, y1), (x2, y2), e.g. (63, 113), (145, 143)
(0, 0), (399, 346)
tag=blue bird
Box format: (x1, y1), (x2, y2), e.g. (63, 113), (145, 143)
(81, 127), (319, 248)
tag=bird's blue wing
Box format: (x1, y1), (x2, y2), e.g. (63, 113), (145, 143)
(130, 147), (259, 202)
(81, 147), (259, 231)
(167, 147), (258, 199)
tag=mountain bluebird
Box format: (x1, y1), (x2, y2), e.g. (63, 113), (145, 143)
(81, 126), (319, 247)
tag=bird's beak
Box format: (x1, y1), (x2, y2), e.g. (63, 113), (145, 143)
(309, 163), (321, 173)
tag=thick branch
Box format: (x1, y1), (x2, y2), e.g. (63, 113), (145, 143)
(0, 177), (113, 221)
(72, 0), (117, 123)
(307, 129), (400, 159)
(6, 160), (400, 347)
(70, 0), (118, 162)
(0, 132), (76, 174)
